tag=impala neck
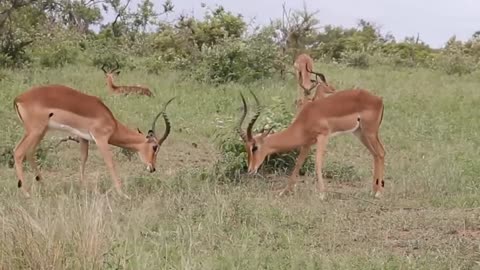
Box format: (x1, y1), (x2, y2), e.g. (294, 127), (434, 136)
(262, 124), (307, 155)
(316, 89), (327, 98)
(109, 122), (146, 151)
(106, 75), (117, 91)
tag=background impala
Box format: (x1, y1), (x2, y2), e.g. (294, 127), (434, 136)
(102, 61), (154, 97)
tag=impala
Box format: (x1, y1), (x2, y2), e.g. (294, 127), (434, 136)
(293, 53), (326, 109)
(294, 70), (336, 114)
(102, 61), (153, 97)
(237, 89), (386, 199)
(12, 84), (174, 198)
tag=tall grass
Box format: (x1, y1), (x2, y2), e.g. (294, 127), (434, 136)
(0, 63), (479, 269)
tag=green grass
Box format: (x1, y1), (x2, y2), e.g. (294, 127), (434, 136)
(0, 63), (479, 269)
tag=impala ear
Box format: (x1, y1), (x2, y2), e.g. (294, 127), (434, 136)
(115, 70), (120, 76)
(147, 129), (155, 138)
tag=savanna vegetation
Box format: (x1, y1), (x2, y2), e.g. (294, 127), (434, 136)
(0, 0), (479, 269)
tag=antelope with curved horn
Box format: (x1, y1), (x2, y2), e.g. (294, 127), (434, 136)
(237, 89), (386, 199)
(294, 72), (337, 115)
(102, 61), (154, 97)
(293, 53), (327, 110)
(12, 84), (174, 198)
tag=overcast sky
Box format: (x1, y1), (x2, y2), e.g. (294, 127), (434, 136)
(104, 0), (480, 48)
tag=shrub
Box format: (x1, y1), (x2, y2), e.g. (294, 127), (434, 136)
(30, 28), (82, 68)
(212, 95), (315, 182)
(435, 52), (477, 76)
(340, 50), (370, 69)
(87, 38), (129, 70)
(36, 45), (79, 68)
(192, 34), (281, 84)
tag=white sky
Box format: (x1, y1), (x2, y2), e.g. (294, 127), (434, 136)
(102, 0), (480, 48)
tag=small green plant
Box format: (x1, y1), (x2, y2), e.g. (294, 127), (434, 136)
(0, 146), (14, 168)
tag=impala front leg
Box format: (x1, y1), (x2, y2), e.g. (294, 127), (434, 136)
(279, 145), (310, 196)
(315, 134), (329, 200)
(79, 138), (89, 186)
(96, 140), (130, 200)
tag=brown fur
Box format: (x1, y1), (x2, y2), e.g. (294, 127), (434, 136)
(293, 53), (315, 104)
(294, 73), (337, 116)
(12, 84), (173, 198)
(237, 89), (386, 199)
(105, 73), (153, 97)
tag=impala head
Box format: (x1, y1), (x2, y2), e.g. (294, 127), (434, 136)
(137, 97), (175, 173)
(299, 72), (336, 99)
(237, 90), (274, 174)
(101, 61), (121, 82)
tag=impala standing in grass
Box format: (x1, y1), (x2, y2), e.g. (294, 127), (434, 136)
(237, 88), (386, 199)
(13, 84), (174, 199)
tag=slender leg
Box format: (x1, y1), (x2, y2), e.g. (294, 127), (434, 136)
(95, 140), (130, 200)
(354, 130), (386, 198)
(279, 145), (310, 196)
(25, 129), (48, 183)
(13, 134), (29, 195)
(315, 134), (329, 200)
(13, 130), (46, 197)
(26, 151), (41, 182)
(374, 133), (386, 196)
(366, 133), (385, 197)
(79, 138), (89, 186)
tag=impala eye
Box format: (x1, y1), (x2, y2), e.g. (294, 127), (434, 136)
(252, 145), (258, 152)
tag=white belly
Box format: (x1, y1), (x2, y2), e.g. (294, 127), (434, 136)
(48, 121), (96, 142)
(330, 119), (361, 137)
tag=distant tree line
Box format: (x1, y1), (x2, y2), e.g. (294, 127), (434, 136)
(1, 0), (479, 82)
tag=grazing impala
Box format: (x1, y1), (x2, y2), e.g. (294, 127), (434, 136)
(12, 84), (174, 198)
(102, 61), (153, 97)
(237, 89), (385, 199)
(293, 53), (326, 109)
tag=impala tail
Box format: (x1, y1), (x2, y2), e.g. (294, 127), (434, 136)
(13, 98), (23, 122)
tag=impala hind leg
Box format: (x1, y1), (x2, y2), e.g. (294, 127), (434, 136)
(279, 145), (310, 196)
(95, 140), (130, 200)
(314, 134), (329, 200)
(354, 130), (385, 198)
(26, 129), (48, 183)
(14, 130), (47, 196)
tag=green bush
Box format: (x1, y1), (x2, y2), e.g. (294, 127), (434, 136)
(211, 96), (315, 182)
(30, 28), (83, 68)
(435, 52), (477, 76)
(36, 45), (79, 68)
(340, 50), (370, 68)
(192, 34), (281, 84)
